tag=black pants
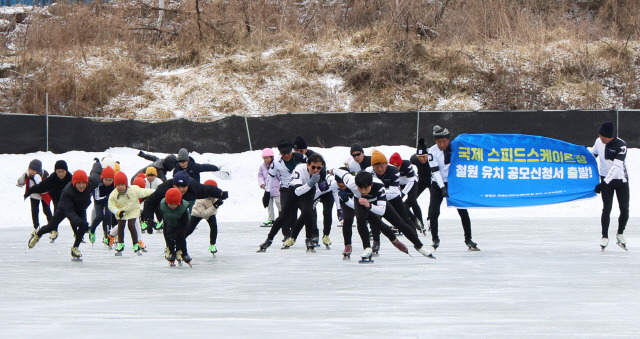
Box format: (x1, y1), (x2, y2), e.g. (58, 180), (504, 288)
(402, 184), (423, 225)
(417, 179), (430, 196)
(89, 201), (114, 237)
(428, 183), (472, 242)
(382, 202), (423, 248)
(354, 201), (398, 250)
(290, 189), (318, 240)
(164, 226), (188, 255)
(340, 201), (355, 246)
(600, 178), (630, 238)
(186, 215), (218, 245)
(71, 221), (88, 248)
(267, 187), (297, 240)
(30, 198), (52, 229)
(38, 208), (87, 248)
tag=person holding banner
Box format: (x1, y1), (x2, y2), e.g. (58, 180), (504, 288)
(427, 125), (479, 251)
(593, 121), (629, 251)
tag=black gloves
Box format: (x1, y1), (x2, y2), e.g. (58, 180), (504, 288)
(318, 181), (329, 191)
(262, 191), (270, 208)
(337, 209), (343, 222)
(441, 187), (449, 198)
(595, 183), (605, 194)
(213, 200), (224, 208)
(117, 210), (125, 219)
(220, 191), (229, 200)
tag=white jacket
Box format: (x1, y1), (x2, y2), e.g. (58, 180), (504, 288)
(191, 197), (219, 219)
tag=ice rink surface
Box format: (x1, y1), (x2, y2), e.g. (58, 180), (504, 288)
(3, 218), (638, 339)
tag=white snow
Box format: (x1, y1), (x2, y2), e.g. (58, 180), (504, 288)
(2, 145), (638, 337)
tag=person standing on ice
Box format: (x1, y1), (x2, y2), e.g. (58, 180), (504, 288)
(333, 167), (357, 258)
(28, 160), (103, 260)
(257, 140), (307, 251)
(142, 166), (164, 233)
(18, 159), (52, 230)
(388, 152), (425, 234)
(330, 169), (434, 260)
(160, 188), (192, 266)
(347, 143), (371, 173)
(592, 121), (630, 251)
(108, 172), (155, 256)
(258, 148), (281, 227)
(410, 138), (432, 226)
(186, 179), (224, 255)
(88, 166), (116, 247)
(173, 148), (222, 183)
(427, 125), (478, 251)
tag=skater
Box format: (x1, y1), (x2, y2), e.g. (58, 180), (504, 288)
(348, 144), (372, 173)
(331, 169), (434, 260)
(18, 159), (52, 230)
(160, 188), (192, 266)
(173, 148), (222, 183)
(334, 168), (356, 258)
(186, 179), (223, 255)
(108, 172), (154, 255)
(28, 162), (102, 260)
(258, 148), (281, 227)
(142, 167), (164, 233)
(257, 140), (307, 251)
(428, 125), (478, 251)
(292, 136), (317, 157)
(135, 151), (178, 181)
(88, 166), (116, 247)
(310, 169), (340, 248)
(409, 138), (432, 224)
(593, 121), (630, 251)
(280, 153), (325, 251)
(389, 152), (425, 233)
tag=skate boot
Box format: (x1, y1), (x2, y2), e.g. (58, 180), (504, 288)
(133, 243), (142, 255)
(28, 228), (41, 248)
(465, 239), (480, 251)
(371, 241), (380, 256)
(359, 247), (374, 263)
(416, 219), (426, 235)
(415, 246), (436, 259)
(176, 250), (184, 266)
(616, 234), (628, 251)
(181, 252), (192, 267)
(137, 241), (147, 252)
(257, 238), (272, 252)
(50, 230), (59, 243)
(432, 238), (440, 251)
(115, 243), (124, 256)
(600, 237), (609, 251)
(312, 236), (320, 248)
(322, 235), (332, 249)
(88, 231), (96, 244)
(154, 220), (164, 230)
(305, 238), (316, 253)
(166, 251), (176, 266)
(140, 220), (149, 231)
(261, 220), (273, 227)
(281, 237), (295, 249)
(391, 239), (409, 255)
(70, 247), (82, 261)
(209, 244), (217, 255)
(342, 244), (352, 259)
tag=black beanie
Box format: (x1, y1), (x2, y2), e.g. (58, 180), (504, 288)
(277, 140), (293, 154)
(29, 159), (43, 175)
(598, 122), (614, 138)
(416, 138), (428, 155)
(293, 136), (307, 150)
(54, 160), (68, 171)
(350, 143), (364, 154)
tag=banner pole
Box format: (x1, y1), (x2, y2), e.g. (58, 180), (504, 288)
(244, 113), (252, 151)
(45, 92), (49, 152)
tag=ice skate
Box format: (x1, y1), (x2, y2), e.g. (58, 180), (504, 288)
(137, 240), (147, 252)
(432, 238), (440, 251)
(305, 238), (316, 253)
(371, 240), (380, 256)
(415, 246), (436, 259)
(322, 235), (331, 249)
(257, 238), (272, 252)
(281, 237), (295, 249)
(261, 220), (273, 227)
(359, 247), (374, 263)
(133, 243), (143, 256)
(28, 229), (41, 249)
(209, 244), (217, 255)
(115, 243), (124, 256)
(342, 244), (352, 260)
(616, 234), (628, 251)
(176, 250), (184, 266)
(166, 251), (176, 267)
(70, 247), (83, 262)
(312, 236), (320, 248)
(392, 239), (411, 256)
(181, 252), (192, 267)
(600, 237), (609, 251)
(466, 239), (480, 251)
(416, 220), (426, 235)
(154, 220), (164, 230)
(49, 230), (59, 243)
(88, 231), (96, 245)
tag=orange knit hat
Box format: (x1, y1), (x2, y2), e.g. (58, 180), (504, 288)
(101, 166), (115, 179)
(114, 171), (128, 187)
(370, 150), (387, 165)
(165, 187), (182, 205)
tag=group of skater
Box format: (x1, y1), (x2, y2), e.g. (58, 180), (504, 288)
(20, 121), (630, 265)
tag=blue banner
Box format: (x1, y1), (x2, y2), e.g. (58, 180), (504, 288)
(447, 134), (598, 208)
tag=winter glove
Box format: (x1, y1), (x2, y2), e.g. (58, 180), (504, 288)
(318, 181), (329, 192)
(94, 157), (100, 163)
(262, 191), (270, 208)
(138, 150), (144, 157)
(337, 209), (343, 222)
(595, 183), (605, 194)
(441, 187), (449, 198)
(220, 191), (229, 200)
(116, 210), (125, 219)
(213, 200), (224, 208)
(307, 173), (321, 187)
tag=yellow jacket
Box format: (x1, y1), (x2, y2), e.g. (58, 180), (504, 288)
(108, 186), (154, 220)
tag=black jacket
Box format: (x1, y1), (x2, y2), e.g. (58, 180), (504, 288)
(410, 154), (431, 180)
(56, 161), (101, 226)
(142, 178), (226, 221)
(28, 171), (73, 207)
(173, 157), (219, 183)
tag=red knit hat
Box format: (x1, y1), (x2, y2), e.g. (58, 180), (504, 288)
(133, 177), (146, 188)
(72, 170), (88, 186)
(165, 188), (182, 205)
(204, 179), (218, 187)
(101, 166), (115, 179)
(389, 152), (402, 167)
(136, 172), (146, 179)
(114, 171), (128, 187)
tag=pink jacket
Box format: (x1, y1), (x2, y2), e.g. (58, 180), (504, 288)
(258, 163), (280, 197)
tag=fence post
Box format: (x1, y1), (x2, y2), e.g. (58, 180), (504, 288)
(45, 92), (49, 152)
(244, 113), (252, 151)
(415, 110), (420, 148)
(616, 108), (619, 138)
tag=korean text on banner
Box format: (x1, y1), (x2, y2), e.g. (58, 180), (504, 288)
(447, 134), (598, 208)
